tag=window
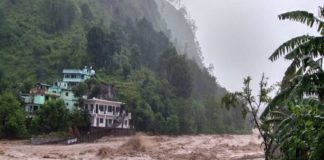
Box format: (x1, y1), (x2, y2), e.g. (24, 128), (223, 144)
(108, 106), (113, 112)
(99, 105), (104, 112)
(100, 118), (103, 123)
(90, 104), (94, 112)
(66, 103), (69, 106)
(70, 83), (76, 87)
(65, 92), (69, 97)
(124, 120), (128, 126)
(109, 119), (113, 124)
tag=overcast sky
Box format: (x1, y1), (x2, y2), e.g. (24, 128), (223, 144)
(182, 0), (322, 93)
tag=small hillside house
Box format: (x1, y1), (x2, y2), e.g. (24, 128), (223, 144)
(21, 83), (59, 117)
(49, 66), (95, 110)
(22, 66), (96, 115)
(62, 66), (95, 89)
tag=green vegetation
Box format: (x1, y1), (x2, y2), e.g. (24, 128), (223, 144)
(0, 0), (251, 138)
(0, 92), (28, 139)
(31, 100), (71, 134)
(224, 5), (324, 160)
(264, 6), (324, 159)
(30, 99), (90, 135)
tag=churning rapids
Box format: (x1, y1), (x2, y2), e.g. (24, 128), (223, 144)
(0, 130), (263, 160)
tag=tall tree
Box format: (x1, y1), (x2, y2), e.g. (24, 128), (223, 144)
(158, 48), (193, 98)
(0, 92), (28, 138)
(31, 100), (70, 134)
(222, 75), (273, 160)
(87, 27), (120, 72)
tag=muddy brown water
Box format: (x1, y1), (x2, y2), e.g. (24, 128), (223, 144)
(0, 130), (264, 160)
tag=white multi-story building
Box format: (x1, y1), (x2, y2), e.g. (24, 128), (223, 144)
(83, 98), (132, 129)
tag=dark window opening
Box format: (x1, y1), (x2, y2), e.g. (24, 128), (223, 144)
(108, 106), (113, 112)
(90, 104), (94, 112)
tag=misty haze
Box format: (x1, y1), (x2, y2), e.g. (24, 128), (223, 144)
(0, 0), (323, 160)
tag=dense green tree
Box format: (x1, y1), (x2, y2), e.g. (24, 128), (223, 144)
(87, 26), (107, 68)
(81, 4), (93, 21)
(131, 18), (172, 68)
(174, 99), (197, 134)
(0, 9), (12, 47)
(165, 115), (179, 135)
(152, 113), (166, 134)
(44, 0), (77, 33)
(159, 48), (193, 98)
(31, 100), (70, 134)
(70, 109), (91, 133)
(87, 27), (121, 72)
(0, 70), (8, 94)
(130, 45), (141, 69)
(133, 103), (154, 132)
(0, 92), (28, 139)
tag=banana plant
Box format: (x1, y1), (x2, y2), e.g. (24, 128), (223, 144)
(261, 5), (324, 159)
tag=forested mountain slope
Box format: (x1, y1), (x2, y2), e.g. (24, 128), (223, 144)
(0, 0), (251, 134)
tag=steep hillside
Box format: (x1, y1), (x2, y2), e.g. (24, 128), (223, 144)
(155, 0), (203, 65)
(0, 0), (251, 134)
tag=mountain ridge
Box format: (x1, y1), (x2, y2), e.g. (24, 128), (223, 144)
(0, 0), (251, 134)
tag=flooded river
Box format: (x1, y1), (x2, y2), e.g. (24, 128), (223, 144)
(0, 130), (263, 160)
